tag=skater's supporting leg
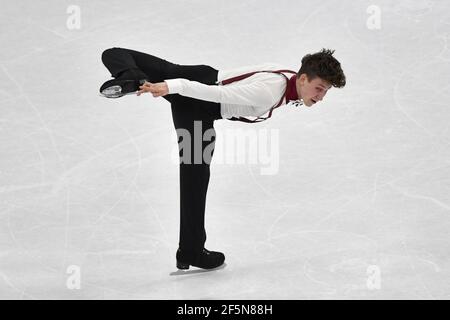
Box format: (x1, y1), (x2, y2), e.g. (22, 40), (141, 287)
(173, 115), (216, 257)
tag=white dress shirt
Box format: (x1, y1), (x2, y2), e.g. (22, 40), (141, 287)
(164, 63), (293, 119)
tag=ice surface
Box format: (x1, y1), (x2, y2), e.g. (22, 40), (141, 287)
(1, 0), (450, 299)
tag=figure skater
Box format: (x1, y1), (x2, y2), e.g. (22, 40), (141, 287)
(99, 47), (346, 270)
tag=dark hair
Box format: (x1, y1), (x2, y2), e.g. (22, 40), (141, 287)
(297, 48), (346, 88)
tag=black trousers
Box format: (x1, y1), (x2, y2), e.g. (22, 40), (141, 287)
(101, 47), (222, 259)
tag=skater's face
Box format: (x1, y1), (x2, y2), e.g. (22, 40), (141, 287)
(296, 74), (332, 107)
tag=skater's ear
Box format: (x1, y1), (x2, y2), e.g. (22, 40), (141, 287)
(298, 73), (310, 86)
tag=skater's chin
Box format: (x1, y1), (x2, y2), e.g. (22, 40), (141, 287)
(304, 101), (313, 107)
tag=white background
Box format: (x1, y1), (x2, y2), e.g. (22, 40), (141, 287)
(1, 0), (449, 299)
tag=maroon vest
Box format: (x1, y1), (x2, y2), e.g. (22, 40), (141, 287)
(217, 70), (298, 123)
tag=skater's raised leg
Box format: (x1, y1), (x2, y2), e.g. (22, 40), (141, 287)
(99, 47), (173, 98)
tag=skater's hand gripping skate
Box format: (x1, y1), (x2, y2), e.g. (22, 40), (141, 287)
(137, 81), (169, 97)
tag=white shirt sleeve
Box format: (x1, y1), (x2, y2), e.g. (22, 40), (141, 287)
(164, 78), (279, 107)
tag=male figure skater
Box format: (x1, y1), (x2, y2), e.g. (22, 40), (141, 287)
(99, 48), (346, 270)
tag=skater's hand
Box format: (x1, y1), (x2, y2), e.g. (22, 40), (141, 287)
(137, 81), (169, 97)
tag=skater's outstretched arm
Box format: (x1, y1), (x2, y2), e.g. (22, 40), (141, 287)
(136, 74), (285, 108)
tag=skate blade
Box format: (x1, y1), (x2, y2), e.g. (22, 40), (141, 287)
(99, 85), (137, 98)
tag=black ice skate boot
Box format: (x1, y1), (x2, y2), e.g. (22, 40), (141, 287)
(99, 68), (148, 98)
(176, 248), (225, 270)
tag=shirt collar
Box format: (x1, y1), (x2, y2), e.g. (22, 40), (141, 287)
(286, 75), (299, 102)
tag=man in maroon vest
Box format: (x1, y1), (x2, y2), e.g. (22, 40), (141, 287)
(100, 48), (346, 271)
